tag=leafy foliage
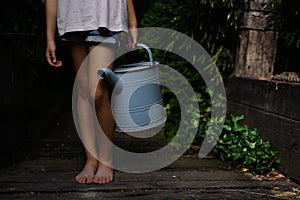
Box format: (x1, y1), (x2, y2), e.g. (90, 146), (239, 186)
(141, 0), (244, 153)
(214, 114), (281, 174)
(140, 0), (284, 174)
(140, 0), (243, 149)
(141, 0), (243, 75)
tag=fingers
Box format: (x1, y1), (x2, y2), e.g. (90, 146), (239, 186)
(46, 41), (62, 67)
(46, 50), (62, 67)
(127, 28), (138, 49)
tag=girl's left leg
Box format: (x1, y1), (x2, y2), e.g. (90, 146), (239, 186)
(88, 44), (115, 184)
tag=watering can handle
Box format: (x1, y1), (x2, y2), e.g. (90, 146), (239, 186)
(136, 43), (154, 65)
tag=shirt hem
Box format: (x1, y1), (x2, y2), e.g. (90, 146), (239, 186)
(59, 26), (128, 37)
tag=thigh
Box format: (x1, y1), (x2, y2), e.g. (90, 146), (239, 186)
(71, 45), (90, 94)
(71, 45), (89, 73)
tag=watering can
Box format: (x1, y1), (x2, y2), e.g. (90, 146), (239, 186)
(97, 44), (166, 134)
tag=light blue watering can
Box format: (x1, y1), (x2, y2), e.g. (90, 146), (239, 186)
(97, 44), (166, 134)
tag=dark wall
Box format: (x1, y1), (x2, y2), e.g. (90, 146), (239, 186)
(226, 77), (300, 183)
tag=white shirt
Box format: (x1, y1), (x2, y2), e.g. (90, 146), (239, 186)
(57, 0), (128, 36)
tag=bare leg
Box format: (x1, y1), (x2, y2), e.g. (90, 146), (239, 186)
(88, 44), (115, 184)
(71, 45), (98, 184)
(71, 43), (115, 184)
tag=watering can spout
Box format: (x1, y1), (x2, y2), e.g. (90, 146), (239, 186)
(97, 68), (123, 93)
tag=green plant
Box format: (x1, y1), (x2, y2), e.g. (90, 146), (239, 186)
(213, 114), (281, 174)
(139, 0), (289, 174)
(141, 0), (244, 77)
(141, 0), (238, 150)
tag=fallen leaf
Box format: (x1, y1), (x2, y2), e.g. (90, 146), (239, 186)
(292, 187), (300, 193)
(259, 171), (286, 181)
(275, 191), (296, 197)
(240, 167), (250, 172)
(190, 145), (200, 151)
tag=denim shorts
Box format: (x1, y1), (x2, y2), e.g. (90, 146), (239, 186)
(60, 27), (120, 45)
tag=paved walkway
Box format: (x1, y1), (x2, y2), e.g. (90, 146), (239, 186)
(0, 99), (300, 200)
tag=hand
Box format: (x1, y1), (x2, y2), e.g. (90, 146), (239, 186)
(127, 28), (138, 49)
(46, 40), (62, 67)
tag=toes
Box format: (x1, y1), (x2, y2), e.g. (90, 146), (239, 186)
(75, 175), (81, 183)
(93, 165), (114, 184)
(108, 177), (113, 183)
(103, 178), (108, 184)
(75, 160), (98, 184)
(101, 176), (112, 184)
(93, 177), (98, 184)
(75, 176), (86, 184)
(86, 176), (94, 184)
(75, 173), (95, 184)
(80, 178), (87, 184)
(94, 175), (109, 184)
(98, 177), (105, 184)
(104, 177), (111, 184)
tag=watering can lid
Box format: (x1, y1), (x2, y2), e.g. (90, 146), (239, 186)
(114, 61), (159, 73)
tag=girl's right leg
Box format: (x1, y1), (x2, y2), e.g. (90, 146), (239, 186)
(71, 44), (98, 184)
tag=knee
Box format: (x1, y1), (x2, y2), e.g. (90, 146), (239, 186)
(76, 81), (90, 100)
(90, 85), (109, 107)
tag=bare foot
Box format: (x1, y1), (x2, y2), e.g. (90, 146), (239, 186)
(75, 159), (98, 184)
(93, 163), (114, 184)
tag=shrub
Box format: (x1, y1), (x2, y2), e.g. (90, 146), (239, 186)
(214, 114), (281, 174)
(140, 0), (284, 174)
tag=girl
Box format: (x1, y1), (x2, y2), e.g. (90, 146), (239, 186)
(45, 0), (138, 184)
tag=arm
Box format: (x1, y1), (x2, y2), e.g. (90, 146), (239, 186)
(45, 0), (62, 67)
(126, 0), (138, 48)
